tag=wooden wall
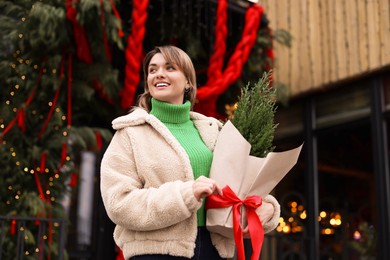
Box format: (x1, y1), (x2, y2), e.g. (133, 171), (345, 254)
(260, 0), (390, 96)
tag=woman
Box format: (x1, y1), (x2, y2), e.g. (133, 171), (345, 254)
(100, 46), (280, 260)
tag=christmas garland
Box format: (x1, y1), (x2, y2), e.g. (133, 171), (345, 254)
(121, 0), (149, 109)
(195, 3), (264, 118)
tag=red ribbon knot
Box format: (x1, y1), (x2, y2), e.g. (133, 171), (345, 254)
(206, 185), (264, 260)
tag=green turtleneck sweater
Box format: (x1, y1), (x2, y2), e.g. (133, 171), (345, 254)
(150, 98), (213, 226)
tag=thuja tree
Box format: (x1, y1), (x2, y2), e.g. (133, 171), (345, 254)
(0, 0), (122, 258)
(231, 71), (277, 158)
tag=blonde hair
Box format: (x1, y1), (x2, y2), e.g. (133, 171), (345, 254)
(137, 46), (197, 112)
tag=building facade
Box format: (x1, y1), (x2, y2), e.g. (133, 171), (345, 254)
(260, 0), (390, 259)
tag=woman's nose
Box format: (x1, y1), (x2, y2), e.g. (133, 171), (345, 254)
(155, 68), (165, 78)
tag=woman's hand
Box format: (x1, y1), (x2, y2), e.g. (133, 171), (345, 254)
(192, 176), (222, 201)
(242, 200), (275, 238)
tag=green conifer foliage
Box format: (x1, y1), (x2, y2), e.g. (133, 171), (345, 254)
(0, 0), (122, 258)
(231, 71), (277, 158)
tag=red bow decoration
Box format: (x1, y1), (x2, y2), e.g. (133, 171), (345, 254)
(206, 185), (264, 260)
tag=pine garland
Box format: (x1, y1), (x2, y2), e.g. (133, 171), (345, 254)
(230, 71), (277, 158)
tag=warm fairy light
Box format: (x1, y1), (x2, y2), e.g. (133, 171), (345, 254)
(46, 190), (50, 195)
(45, 168), (49, 173)
(288, 217), (294, 223)
(61, 116), (66, 120)
(16, 161), (20, 166)
(51, 197), (55, 202)
(32, 110), (37, 115)
(6, 200), (11, 205)
(25, 59), (30, 64)
(63, 131), (68, 136)
(13, 108), (17, 112)
(43, 68), (47, 73)
(320, 211), (327, 218)
(353, 230), (361, 240)
(30, 169), (34, 174)
(15, 84), (19, 89)
(282, 225), (290, 233)
(11, 63), (16, 68)
(300, 210), (307, 219)
(49, 177), (54, 181)
(52, 69), (57, 74)
(54, 173), (60, 178)
(54, 222), (59, 227)
(330, 218), (342, 226)
(33, 64), (38, 69)
(48, 102), (53, 106)
(35, 248), (39, 253)
(18, 34), (23, 39)
(15, 195), (19, 199)
(21, 17), (26, 21)
(321, 228), (334, 235)
(25, 251), (29, 255)
(66, 156), (71, 161)
(24, 167), (28, 172)
(55, 108), (60, 112)
(16, 50), (20, 54)
(8, 186), (12, 190)
(43, 235), (47, 240)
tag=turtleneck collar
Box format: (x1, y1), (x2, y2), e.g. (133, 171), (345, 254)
(150, 98), (191, 124)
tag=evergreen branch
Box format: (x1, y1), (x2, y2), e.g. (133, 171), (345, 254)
(231, 71), (277, 157)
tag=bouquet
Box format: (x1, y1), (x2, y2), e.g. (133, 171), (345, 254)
(205, 72), (303, 260)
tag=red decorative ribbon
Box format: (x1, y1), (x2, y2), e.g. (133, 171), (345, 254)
(66, 0), (93, 64)
(196, 4), (264, 118)
(121, 0), (149, 109)
(206, 185), (264, 260)
(37, 61), (64, 140)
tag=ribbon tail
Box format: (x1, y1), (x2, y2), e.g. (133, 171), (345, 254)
(247, 209), (264, 260)
(233, 204), (245, 260)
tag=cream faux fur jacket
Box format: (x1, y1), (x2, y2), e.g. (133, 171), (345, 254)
(100, 108), (280, 259)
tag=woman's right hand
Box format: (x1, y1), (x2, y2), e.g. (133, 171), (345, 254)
(192, 176), (222, 201)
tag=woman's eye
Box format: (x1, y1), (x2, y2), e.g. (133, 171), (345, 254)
(149, 68), (156, 73)
(167, 66), (175, 71)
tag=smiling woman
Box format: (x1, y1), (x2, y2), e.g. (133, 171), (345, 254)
(100, 45), (281, 260)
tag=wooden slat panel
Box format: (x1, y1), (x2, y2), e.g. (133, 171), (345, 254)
(335, 0), (348, 80)
(299, 0), (312, 89)
(319, 0), (330, 85)
(357, 0), (369, 71)
(274, 0), (291, 90)
(289, 0), (301, 94)
(366, 0), (381, 69)
(260, 0), (389, 97)
(345, 0), (360, 75)
(327, 0), (338, 82)
(308, 0), (322, 87)
(378, 0), (390, 66)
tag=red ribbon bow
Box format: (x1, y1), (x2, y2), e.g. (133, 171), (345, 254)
(206, 185), (264, 260)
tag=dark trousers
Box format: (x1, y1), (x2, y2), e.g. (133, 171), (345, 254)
(130, 227), (225, 260)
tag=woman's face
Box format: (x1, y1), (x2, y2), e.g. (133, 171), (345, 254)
(147, 53), (188, 105)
